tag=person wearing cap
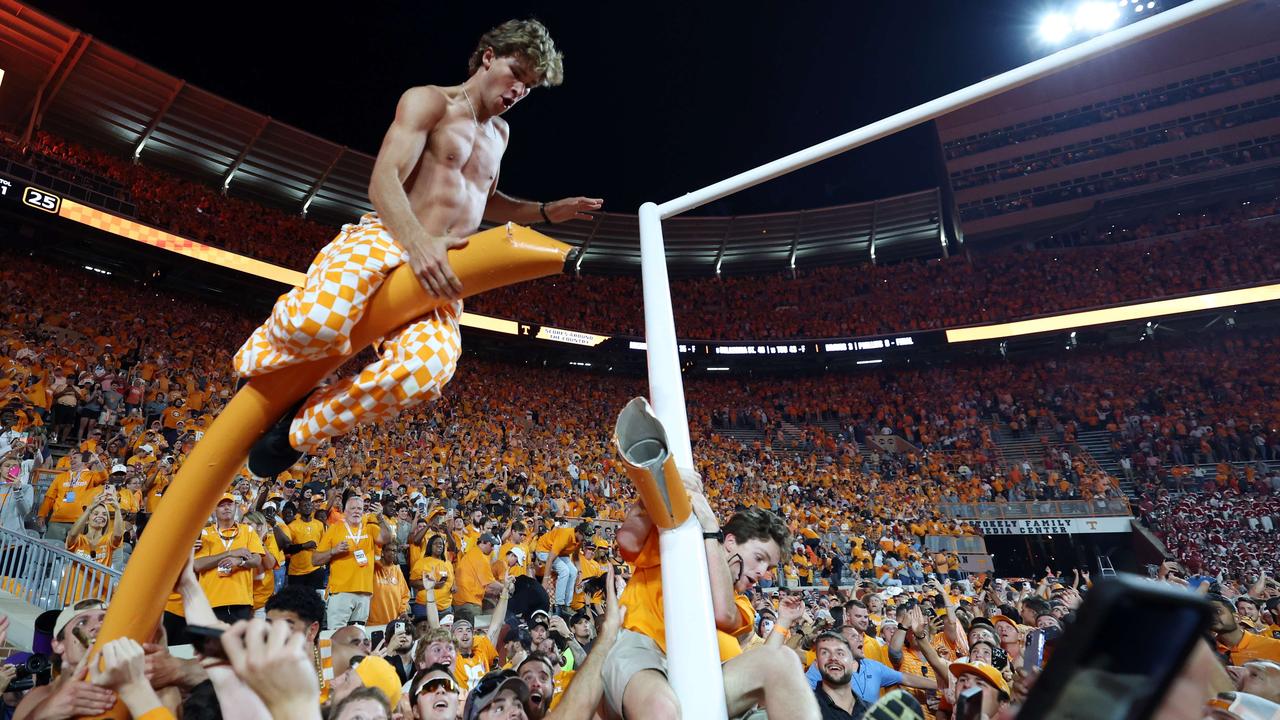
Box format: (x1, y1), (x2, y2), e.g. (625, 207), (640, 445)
(38, 451), (105, 541)
(13, 599), (116, 719)
(535, 522), (593, 615)
(412, 663), (461, 720)
(570, 539), (605, 613)
(285, 495), (327, 590)
(990, 613), (1024, 666)
(455, 532), (503, 617)
(495, 520), (531, 579)
(454, 578), (516, 694)
(314, 494), (392, 629)
(193, 493), (265, 623)
(464, 670), (533, 720)
(949, 660), (1010, 718)
(1212, 594), (1280, 664)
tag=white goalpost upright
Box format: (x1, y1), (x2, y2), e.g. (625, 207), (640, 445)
(633, 0), (1247, 717)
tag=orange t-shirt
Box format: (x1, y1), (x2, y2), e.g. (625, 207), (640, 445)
(619, 530), (753, 661)
(195, 524), (265, 608)
(368, 563), (410, 626)
(453, 545), (497, 606)
(455, 635), (498, 693)
(411, 556), (453, 610)
(535, 527), (580, 560)
(251, 532), (284, 610)
(286, 517), (325, 576)
(317, 520), (380, 594)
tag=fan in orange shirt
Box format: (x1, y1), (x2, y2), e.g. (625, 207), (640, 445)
(605, 472), (819, 720)
(452, 578), (514, 694)
(313, 494), (392, 629)
(62, 494), (125, 604)
(193, 494), (265, 623)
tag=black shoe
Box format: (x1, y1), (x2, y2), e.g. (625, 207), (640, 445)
(247, 392), (311, 478)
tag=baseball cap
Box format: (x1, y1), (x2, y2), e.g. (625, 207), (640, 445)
(463, 671), (531, 720)
(54, 600), (106, 640)
(990, 614), (1019, 629)
(969, 616), (996, 631)
(577, 522), (596, 537)
(353, 655), (402, 707)
(530, 610), (550, 628)
(949, 660), (1010, 698)
(478, 533), (499, 546)
(569, 610), (591, 626)
(110, 464), (127, 475)
(438, 614), (455, 628)
(217, 493), (236, 505)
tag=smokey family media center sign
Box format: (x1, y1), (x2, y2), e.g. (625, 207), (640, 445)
(974, 517), (1132, 536)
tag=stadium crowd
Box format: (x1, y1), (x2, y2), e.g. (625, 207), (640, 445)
(949, 95), (1280, 191)
(959, 134), (1280, 220)
(0, 233), (1275, 716)
(942, 57), (1278, 160)
(4, 131), (1280, 343)
(0, 95), (1275, 714)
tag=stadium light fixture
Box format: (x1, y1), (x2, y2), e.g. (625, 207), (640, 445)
(1038, 13), (1074, 43)
(1074, 1), (1121, 32)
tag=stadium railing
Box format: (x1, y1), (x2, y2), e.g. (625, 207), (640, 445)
(0, 526), (120, 611)
(939, 497), (1132, 521)
(0, 156), (137, 216)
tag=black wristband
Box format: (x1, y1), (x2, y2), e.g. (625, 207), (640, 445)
(539, 202), (552, 224)
(703, 530), (724, 542)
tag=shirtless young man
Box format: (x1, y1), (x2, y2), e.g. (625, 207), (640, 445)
(239, 19), (601, 477)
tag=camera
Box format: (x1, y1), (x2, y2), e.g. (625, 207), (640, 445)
(8, 653), (52, 691)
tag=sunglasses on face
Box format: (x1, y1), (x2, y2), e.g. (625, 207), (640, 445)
(419, 676), (457, 695)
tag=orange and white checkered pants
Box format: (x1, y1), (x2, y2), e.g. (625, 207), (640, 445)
(233, 214), (461, 453)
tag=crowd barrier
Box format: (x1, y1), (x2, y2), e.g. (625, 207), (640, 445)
(0, 526), (120, 611)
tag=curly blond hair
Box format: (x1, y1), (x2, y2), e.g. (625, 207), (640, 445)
(468, 19), (564, 87)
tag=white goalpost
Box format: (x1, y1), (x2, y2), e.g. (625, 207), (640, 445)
(634, 0), (1248, 716)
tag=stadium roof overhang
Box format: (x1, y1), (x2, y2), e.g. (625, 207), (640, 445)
(0, 0), (945, 277)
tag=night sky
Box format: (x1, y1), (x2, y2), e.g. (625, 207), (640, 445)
(29, 1), (1111, 216)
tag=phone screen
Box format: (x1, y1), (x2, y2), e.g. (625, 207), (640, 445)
(1024, 629), (1046, 672)
(954, 686), (983, 720)
(1036, 596), (1205, 719)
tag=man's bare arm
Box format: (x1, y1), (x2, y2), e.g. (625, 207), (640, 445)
(483, 191), (602, 226)
(368, 86), (464, 299)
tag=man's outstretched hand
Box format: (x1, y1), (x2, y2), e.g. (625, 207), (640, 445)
(543, 197), (603, 223)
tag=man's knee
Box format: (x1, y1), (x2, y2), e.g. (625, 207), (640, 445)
(622, 672), (680, 720)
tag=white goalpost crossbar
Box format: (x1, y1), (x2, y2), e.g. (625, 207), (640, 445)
(635, 0), (1247, 717)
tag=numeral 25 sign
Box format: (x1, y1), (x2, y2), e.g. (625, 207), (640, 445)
(22, 187), (61, 214)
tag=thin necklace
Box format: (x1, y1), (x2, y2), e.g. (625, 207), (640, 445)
(461, 88), (492, 138)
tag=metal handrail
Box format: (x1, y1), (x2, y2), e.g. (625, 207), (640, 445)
(939, 497), (1132, 521)
(0, 526), (120, 611)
